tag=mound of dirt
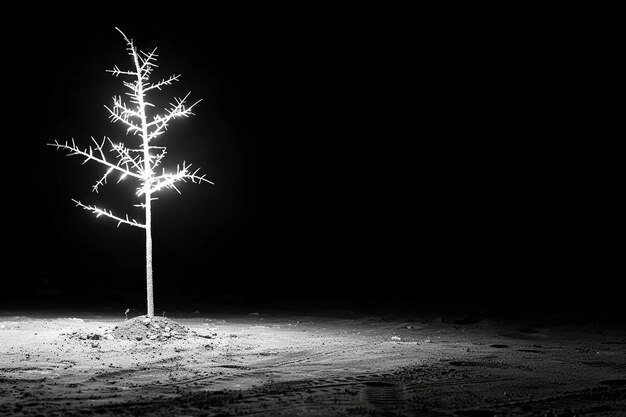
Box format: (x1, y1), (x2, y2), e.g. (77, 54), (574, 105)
(110, 315), (197, 342)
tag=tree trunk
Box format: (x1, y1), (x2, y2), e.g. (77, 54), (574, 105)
(145, 190), (154, 317)
(135, 47), (154, 318)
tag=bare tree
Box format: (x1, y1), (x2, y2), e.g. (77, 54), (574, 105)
(48, 28), (213, 317)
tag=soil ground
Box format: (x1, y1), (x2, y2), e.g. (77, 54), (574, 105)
(1, 309), (625, 416)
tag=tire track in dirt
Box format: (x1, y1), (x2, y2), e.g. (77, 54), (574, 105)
(0, 363), (65, 380)
(159, 373), (512, 417)
(163, 344), (370, 388)
(78, 354), (186, 383)
(455, 384), (626, 416)
(251, 341), (375, 368)
(258, 347), (348, 368)
(230, 377), (626, 417)
(363, 380), (405, 411)
(233, 373), (513, 397)
(165, 344), (373, 389)
(582, 360), (626, 371)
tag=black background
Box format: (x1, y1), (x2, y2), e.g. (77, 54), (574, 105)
(1, 8), (617, 313)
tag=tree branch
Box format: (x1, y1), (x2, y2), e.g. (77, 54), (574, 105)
(104, 102), (143, 135)
(72, 199), (145, 229)
(92, 166), (114, 193)
(47, 139), (143, 181)
(115, 27), (137, 59)
(144, 74), (180, 92)
(139, 47), (159, 78)
(146, 93), (202, 141)
(137, 162), (213, 196)
(147, 148), (167, 170)
(106, 64), (138, 77)
(113, 95), (141, 118)
(90, 138), (146, 193)
(108, 138), (144, 173)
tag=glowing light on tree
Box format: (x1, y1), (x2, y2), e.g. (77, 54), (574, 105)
(48, 28), (213, 317)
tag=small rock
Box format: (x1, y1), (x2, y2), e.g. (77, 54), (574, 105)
(164, 327), (171, 332)
(147, 334), (158, 340)
(135, 336), (143, 341)
(248, 312), (260, 316)
(163, 332), (171, 338)
(425, 339), (432, 343)
(142, 318), (151, 326)
(91, 341), (99, 348)
(391, 336), (401, 341)
(105, 334), (114, 340)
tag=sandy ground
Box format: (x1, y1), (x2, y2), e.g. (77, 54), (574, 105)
(0, 310), (625, 416)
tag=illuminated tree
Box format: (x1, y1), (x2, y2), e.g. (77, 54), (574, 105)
(48, 28), (212, 317)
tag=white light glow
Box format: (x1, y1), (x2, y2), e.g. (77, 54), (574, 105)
(48, 28), (213, 317)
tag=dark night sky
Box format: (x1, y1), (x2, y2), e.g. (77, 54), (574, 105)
(1, 10), (616, 311)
